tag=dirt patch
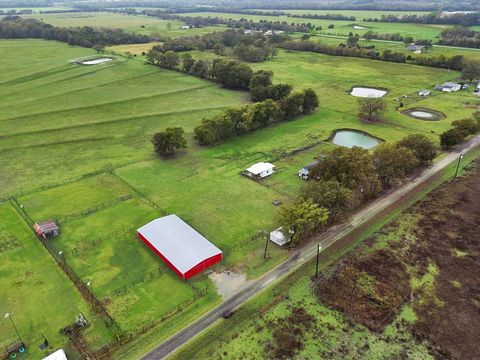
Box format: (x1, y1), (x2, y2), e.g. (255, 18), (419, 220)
(314, 249), (410, 332)
(314, 158), (480, 358)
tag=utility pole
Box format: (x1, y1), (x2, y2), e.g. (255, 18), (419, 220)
(263, 235), (269, 259)
(315, 244), (321, 278)
(4, 313), (23, 344)
(454, 153), (464, 178)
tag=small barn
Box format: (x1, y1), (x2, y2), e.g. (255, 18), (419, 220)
(269, 227), (290, 246)
(245, 162), (275, 179)
(33, 220), (59, 239)
(137, 215), (222, 280)
(406, 44), (423, 52)
(43, 349), (68, 360)
(418, 89), (431, 97)
(298, 160), (320, 180)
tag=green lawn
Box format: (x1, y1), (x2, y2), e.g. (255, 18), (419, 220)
(248, 9), (431, 18)
(20, 12), (222, 38)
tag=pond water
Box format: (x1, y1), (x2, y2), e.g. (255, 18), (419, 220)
(411, 111), (435, 119)
(331, 130), (380, 149)
(351, 87), (387, 98)
(81, 57), (113, 65)
(353, 25), (365, 29)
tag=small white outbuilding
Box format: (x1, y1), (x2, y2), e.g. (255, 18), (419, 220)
(245, 162), (275, 179)
(43, 349), (67, 360)
(269, 227), (290, 246)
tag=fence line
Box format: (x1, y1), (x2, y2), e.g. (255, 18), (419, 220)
(67, 225), (135, 255)
(223, 230), (267, 256)
(110, 171), (168, 215)
(110, 267), (163, 297)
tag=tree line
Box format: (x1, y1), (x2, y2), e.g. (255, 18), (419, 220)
(440, 112), (480, 148)
(438, 27), (480, 49)
(194, 88), (318, 145)
(280, 40), (465, 71)
(364, 12), (480, 27)
(0, 16), (151, 48)
(277, 133), (437, 246)
(151, 29), (283, 63)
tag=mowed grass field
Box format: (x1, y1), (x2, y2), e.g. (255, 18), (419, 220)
(2, 37), (480, 357)
(19, 12), (222, 38)
(0, 202), (111, 358)
(249, 9), (431, 18)
(175, 11), (454, 40)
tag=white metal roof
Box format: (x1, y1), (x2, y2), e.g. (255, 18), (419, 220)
(246, 162), (275, 175)
(137, 215), (222, 274)
(43, 349), (67, 360)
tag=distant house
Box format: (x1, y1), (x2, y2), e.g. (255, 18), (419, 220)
(269, 227), (291, 246)
(406, 44), (423, 52)
(298, 160), (320, 180)
(441, 82), (461, 93)
(181, 25), (190, 30)
(33, 220), (59, 239)
(418, 89), (431, 97)
(264, 30), (284, 36)
(244, 29), (261, 35)
(245, 162), (275, 179)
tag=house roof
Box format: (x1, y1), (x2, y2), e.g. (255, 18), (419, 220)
(34, 220), (58, 233)
(137, 215), (222, 274)
(246, 162), (275, 175)
(302, 160), (320, 170)
(43, 349), (67, 360)
(444, 82), (460, 87)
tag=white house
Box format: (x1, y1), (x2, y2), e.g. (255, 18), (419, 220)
(442, 82), (461, 92)
(245, 162), (275, 179)
(269, 227), (290, 246)
(418, 89), (431, 97)
(298, 160), (320, 180)
(181, 25), (191, 30)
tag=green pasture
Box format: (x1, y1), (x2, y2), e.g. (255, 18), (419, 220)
(0, 202), (111, 358)
(21, 12), (221, 38)
(176, 11), (455, 40)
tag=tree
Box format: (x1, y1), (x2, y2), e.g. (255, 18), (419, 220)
(309, 146), (380, 198)
(181, 53), (195, 73)
(372, 143), (418, 188)
(302, 88), (319, 114)
(358, 97), (387, 121)
(192, 59), (209, 78)
(452, 118), (480, 134)
(280, 92), (305, 119)
(440, 128), (467, 148)
(152, 127), (187, 156)
(277, 198), (329, 246)
(347, 35), (359, 47)
(461, 59), (480, 82)
(161, 50), (179, 69)
(301, 180), (352, 223)
(397, 134), (436, 166)
(92, 44), (105, 53)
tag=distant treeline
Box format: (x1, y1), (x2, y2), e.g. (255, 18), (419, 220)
(281, 40), (465, 70)
(0, 0), (53, 7)
(0, 16), (151, 47)
(110, 8), (313, 33)
(151, 29), (284, 62)
(0, 9), (34, 15)
(364, 12), (480, 27)
(439, 27), (480, 49)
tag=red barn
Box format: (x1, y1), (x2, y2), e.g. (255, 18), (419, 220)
(137, 215), (222, 280)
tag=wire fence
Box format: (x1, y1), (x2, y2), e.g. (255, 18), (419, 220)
(223, 230), (268, 256)
(56, 194), (132, 224)
(109, 267), (163, 297)
(67, 225), (135, 255)
(110, 171), (168, 216)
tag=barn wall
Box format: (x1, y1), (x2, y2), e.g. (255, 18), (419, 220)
(184, 253), (223, 280)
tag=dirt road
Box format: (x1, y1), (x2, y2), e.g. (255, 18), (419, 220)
(142, 135), (480, 360)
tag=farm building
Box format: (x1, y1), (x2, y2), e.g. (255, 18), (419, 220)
(43, 349), (67, 360)
(441, 82), (461, 92)
(269, 227), (291, 246)
(181, 25), (190, 29)
(245, 162), (275, 179)
(406, 44), (423, 52)
(137, 215), (223, 280)
(298, 160), (320, 180)
(418, 89), (431, 97)
(33, 220), (59, 239)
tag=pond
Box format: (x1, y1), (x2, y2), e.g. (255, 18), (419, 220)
(80, 57), (114, 65)
(331, 130), (380, 149)
(353, 25), (366, 29)
(351, 87), (387, 98)
(401, 108), (445, 121)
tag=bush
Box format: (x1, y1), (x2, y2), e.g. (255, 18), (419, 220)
(152, 127), (187, 156)
(440, 128), (468, 148)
